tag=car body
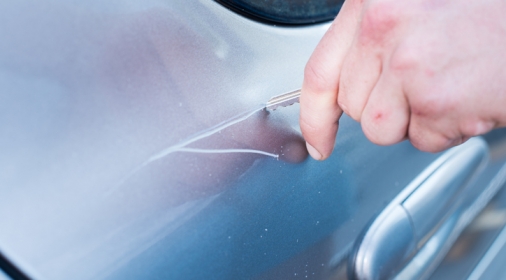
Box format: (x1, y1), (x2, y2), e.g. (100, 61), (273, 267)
(1, 1), (506, 279)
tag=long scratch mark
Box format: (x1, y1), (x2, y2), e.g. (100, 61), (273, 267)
(146, 106), (267, 163)
(109, 106), (275, 193)
(176, 148), (279, 158)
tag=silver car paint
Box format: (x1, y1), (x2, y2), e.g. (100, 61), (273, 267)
(1, 0), (501, 279)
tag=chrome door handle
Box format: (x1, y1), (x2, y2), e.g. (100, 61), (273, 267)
(349, 138), (490, 280)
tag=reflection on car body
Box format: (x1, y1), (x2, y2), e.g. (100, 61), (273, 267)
(1, 0), (506, 280)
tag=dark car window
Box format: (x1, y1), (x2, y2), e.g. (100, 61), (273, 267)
(215, 0), (345, 25)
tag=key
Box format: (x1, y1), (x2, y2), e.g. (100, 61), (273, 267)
(265, 89), (301, 111)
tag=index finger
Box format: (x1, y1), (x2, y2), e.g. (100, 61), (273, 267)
(300, 0), (363, 160)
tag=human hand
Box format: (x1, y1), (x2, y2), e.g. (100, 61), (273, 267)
(300, 0), (506, 160)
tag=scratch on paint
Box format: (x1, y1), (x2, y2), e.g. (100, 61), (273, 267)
(146, 106), (278, 163)
(176, 148), (278, 158)
(108, 106), (277, 193)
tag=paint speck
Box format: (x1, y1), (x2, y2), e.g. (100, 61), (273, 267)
(340, 170), (342, 174)
(296, 239), (299, 243)
(316, 221), (319, 225)
(265, 228), (268, 231)
(294, 273), (297, 276)
(260, 235), (263, 238)
(321, 263), (324, 266)
(178, 102), (182, 107)
(228, 236), (231, 239)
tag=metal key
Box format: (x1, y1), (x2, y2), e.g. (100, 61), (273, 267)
(265, 89), (301, 111)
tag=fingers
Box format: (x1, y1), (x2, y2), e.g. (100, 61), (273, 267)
(361, 71), (409, 145)
(338, 42), (382, 121)
(302, 0), (475, 156)
(338, 0), (403, 121)
(300, 0), (363, 160)
(408, 116), (457, 153)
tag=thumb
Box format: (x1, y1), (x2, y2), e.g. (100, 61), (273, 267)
(300, 0), (363, 160)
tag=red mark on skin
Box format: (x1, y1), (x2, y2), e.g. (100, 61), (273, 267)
(359, 3), (399, 46)
(425, 69), (435, 77)
(410, 106), (426, 117)
(373, 112), (384, 122)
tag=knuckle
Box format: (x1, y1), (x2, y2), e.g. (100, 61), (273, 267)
(410, 138), (435, 152)
(359, 1), (400, 44)
(409, 88), (456, 118)
(390, 44), (422, 73)
(459, 122), (477, 137)
(409, 129), (450, 153)
(409, 98), (437, 118)
(362, 109), (406, 146)
(459, 120), (494, 137)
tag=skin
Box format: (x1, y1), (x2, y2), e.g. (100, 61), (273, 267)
(300, 0), (506, 160)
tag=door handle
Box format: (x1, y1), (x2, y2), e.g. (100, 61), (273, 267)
(349, 138), (490, 280)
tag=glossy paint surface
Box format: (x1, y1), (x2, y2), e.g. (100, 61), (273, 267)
(0, 270), (10, 280)
(0, 0), (472, 279)
(430, 130), (506, 280)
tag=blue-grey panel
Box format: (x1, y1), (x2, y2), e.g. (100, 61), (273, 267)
(469, 224), (506, 280)
(0, 270), (11, 280)
(0, 0), (440, 279)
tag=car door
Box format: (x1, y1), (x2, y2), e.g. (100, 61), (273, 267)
(1, 1), (506, 279)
